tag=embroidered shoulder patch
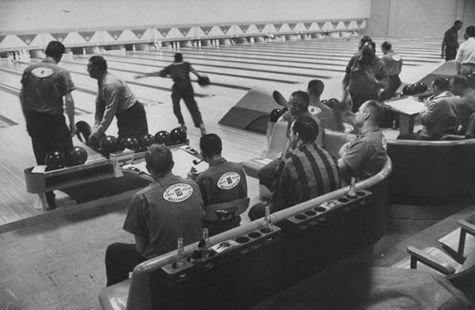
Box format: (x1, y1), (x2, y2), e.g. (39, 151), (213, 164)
(217, 172), (241, 190)
(163, 183), (193, 202)
(308, 106), (322, 116)
(31, 67), (54, 78)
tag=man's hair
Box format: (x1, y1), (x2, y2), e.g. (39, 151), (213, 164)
(88, 55), (108, 71)
(359, 35), (373, 49)
(174, 53), (183, 62)
(455, 20), (463, 26)
(307, 79), (325, 97)
(451, 75), (470, 89)
(145, 144), (174, 174)
(289, 90), (309, 113)
(381, 41), (392, 51)
(433, 77), (450, 91)
(466, 26), (475, 38)
(200, 133), (222, 157)
(45, 41), (65, 58)
(292, 115), (319, 143)
(363, 100), (383, 126)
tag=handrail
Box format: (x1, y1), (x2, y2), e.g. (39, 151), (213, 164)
(132, 157), (392, 275)
(388, 139), (475, 147)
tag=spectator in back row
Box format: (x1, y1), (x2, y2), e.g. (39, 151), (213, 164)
(339, 100), (387, 182)
(398, 78), (459, 141)
(450, 75), (475, 136)
(249, 116), (340, 220)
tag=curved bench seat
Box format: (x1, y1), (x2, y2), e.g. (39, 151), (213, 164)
(387, 139), (475, 204)
(99, 158), (392, 310)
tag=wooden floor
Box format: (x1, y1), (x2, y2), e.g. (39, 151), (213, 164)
(0, 36), (454, 309)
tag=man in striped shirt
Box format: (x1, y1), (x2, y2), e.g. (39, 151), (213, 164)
(249, 116), (340, 219)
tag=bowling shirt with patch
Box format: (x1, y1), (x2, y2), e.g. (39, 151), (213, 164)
(195, 158), (248, 206)
(20, 58), (75, 115)
(95, 72), (138, 134)
(340, 129), (387, 181)
(123, 174), (204, 259)
(159, 62), (192, 83)
(274, 142), (340, 211)
(382, 51), (402, 76)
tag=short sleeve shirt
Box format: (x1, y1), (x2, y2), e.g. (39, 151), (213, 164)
(195, 158), (248, 206)
(341, 129), (387, 180)
(382, 51), (402, 76)
(20, 58), (75, 115)
(455, 38), (475, 65)
(123, 174), (204, 259)
(160, 62), (192, 83)
(444, 27), (459, 47)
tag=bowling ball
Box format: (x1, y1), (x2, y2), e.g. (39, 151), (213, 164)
(328, 98), (341, 109)
(321, 99), (330, 108)
(45, 151), (66, 171)
(66, 146), (88, 166)
(417, 82), (428, 93)
(100, 135), (119, 156)
(154, 130), (170, 145)
(138, 133), (155, 151)
(197, 75), (211, 86)
(402, 84), (413, 96)
(169, 127), (187, 145)
(120, 137), (140, 152)
(75, 121), (91, 143)
(269, 108), (282, 122)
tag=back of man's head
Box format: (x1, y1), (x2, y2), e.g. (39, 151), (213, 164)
(451, 75), (470, 90)
(292, 115), (319, 143)
(363, 100), (383, 126)
(381, 41), (392, 52)
(455, 20), (463, 27)
(307, 79), (325, 98)
(466, 26), (475, 38)
(433, 77), (450, 91)
(145, 144), (174, 175)
(289, 90), (309, 114)
(174, 53), (183, 62)
(45, 41), (65, 60)
(200, 133), (222, 158)
(88, 55), (108, 71)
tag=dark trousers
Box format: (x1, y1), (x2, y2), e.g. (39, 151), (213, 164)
(26, 111), (73, 205)
(116, 102), (149, 141)
(349, 91), (379, 113)
(380, 75), (401, 101)
(171, 81), (204, 127)
(445, 46), (457, 61)
(105, 243), (146, 286)
(204, 217), (241, 236)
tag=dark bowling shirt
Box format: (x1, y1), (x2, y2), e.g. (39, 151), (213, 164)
(195, 158), (248, 206)
(123, 173), (204, 259)
(345, 54), (389, 95)
(340, 128), (387, 181)
(20, 58), (75, 115)
(274, 142), (340, 211)
(159, 62), (192, 83)
(444, 27), (460, 48)
(382, 51), (402, 76)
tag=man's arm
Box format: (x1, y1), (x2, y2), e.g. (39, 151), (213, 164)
(134, 236), (149, 254)
(190, 65), (201, 78)
(93, 85), (119, 135)
(420, 100), (442, 126)
(64, 92), (76, 136)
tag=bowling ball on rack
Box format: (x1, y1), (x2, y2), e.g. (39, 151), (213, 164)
(100, 135), (119, 156)
(137, 133), (155, 152)
(269, 108), (282, 122)
(321, 99), (330, 108)
(66, 146), (88, 166)
(120, 136), (140, 152)
(75, 121), (92, 143)
(328, 98), (341, 109)
(169, 127), (187, 145)
(402, 84), (413, 96)
(416, 82), (428, 93)
(45, 151), (66, 171)
(154, 130), (170, 145)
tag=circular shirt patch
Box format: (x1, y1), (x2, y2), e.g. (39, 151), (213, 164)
(217, 172), (241, 190)
(308, 106), (321, 116)
(31, 67), (54, 78)
(163, 183), (193, 203)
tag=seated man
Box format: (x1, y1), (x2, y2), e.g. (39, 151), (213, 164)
(190, 134), (248, 236)
(105, 144), (204, 286)
(450, 75), (475, 134)
(258, 91), (325, 196)
(398, 78), (459, 140)
(250, 116), (340, 220)
(338, 100), (387, 182)
(307, 79), (343, 131)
